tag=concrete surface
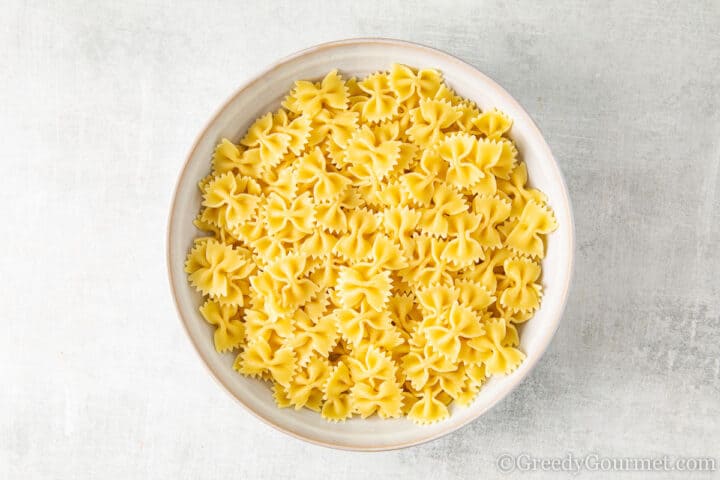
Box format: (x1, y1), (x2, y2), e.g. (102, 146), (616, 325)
(1, 0), (718, 478)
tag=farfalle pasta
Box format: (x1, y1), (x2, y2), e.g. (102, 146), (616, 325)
(185, 65), (558, 424)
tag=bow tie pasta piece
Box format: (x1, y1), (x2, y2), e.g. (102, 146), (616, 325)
(355, 180), (389, 209)
(335, 308), (393, 347)
(200, 172), (261, 232)
(346, 346), (397, 385)
(185, 238), (254, 305)
(199, 300), (245, 353)
(471, 109), (513, 139)
(471, 195), (512, 249)
(369, 234), (409, 271)
(490, 139), (518, 180)
(337, 263), (392, 311)
(244, 306), (293, 344)
(407, 383), (450, 425)
(347, 88), (370, 118)
(398, 235), (451, 288)
(388, 63), (443, 104)
(452, 378), (481, 408)
(391, 102), (415, 142)
(313, 188), (361, 234)
(238, 338), (296, 388)
(321, 363), (354, 421)
(290, 69), (349, 118)
(419, 183), (468, 237)
(435, 364), (470, 401)
(263, 164), (297, 202)
(453, 101), (481, 134)
(442, 212), (485, 267)
(416, 284), (459, 317)
(250, 236), (288, 266)
(438, 134), (483, 188)
(346, 125), (401, 183)
(388, 292), (423, 334)
(308, 108), (359, 150)
(467, 318), (525, 376)
(505, 200), (558, 258)
(407, 98), (461, 147)
(250, 272), (302, 321)
(423, 303), (485, 363)
(455, 280), (496, 313)
(286, 356), (331, 411)
(499, 257), (543, 313)
(334, 209), (380, 261)
(185, 66), (557, 423)
(259, 254), (320, 310)
(351, 378), (404, 419)
(296, 147), (351, 201)
(345, 76), (363, 96)
(271, 109), (312, 155)
(289, 310), (339, 365)
(240, 113), (292, 171)
(264, 191), (315, 243)
(381, 206), (422, 248)
(472, 138), (508, 195)
(356, 73), (399, 123)
(212, 138), (247, 175)
(211, 139), (276, 179)
(401, 344), (456, 391)
(401, 234), (456, 288)
(398, 148), (447, 206)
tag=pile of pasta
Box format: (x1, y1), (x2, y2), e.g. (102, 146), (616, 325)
(185, 65), (557, 424)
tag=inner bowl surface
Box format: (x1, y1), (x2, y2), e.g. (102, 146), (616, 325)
(167, 38), (574, 451)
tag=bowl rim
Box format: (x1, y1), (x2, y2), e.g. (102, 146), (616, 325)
(166, 37), (575, 451)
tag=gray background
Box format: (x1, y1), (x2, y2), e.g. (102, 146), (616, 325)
(1, 0), (718, 478)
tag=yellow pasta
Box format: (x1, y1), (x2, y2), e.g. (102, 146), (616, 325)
(185, 66), (557, 424)
(199, 300), (245, 353)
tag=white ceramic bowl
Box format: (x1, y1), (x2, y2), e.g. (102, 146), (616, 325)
(167, 38), (574, 451)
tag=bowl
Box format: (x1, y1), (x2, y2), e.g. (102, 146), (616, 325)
(167, 38), (574, 451)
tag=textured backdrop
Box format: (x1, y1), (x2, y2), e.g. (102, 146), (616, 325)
(1, 0), (718, 478)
